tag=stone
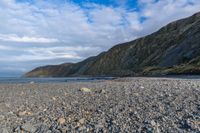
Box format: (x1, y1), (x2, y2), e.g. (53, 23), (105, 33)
(140, 86), (145, 89)
(57, 117), (65, 125)
(13, 126), (20, 132)
(99, 89), (106, 94)
(80, 88), (92, 92)
(21, 123), (37, 133)
(151, 120), (156, 126)
(78, 126), (86, 131)
(0, 115), (5, 121)
(133, 93), (139, 96)
(52, 97), (56, 101)
(51, 129), (61, 133)
(95, 124), (104, 128)
(0, 128), (9, 133)
(79, 118), (86, 124)
(17, 111), (32, 116)
(155, 126), (161, 133)
(59, 127), (68, 133)
(35, 123), (49, 133)
(46, 130), (52, 133)
(30, 81), (35, 84)
(194, 121), (200, 125)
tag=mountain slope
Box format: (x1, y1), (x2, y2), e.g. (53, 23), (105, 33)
(25, 12), (200, 77)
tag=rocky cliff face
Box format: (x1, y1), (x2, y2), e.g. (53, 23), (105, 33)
(25, 12), (200, 77)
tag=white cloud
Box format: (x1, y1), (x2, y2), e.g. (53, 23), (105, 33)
(138, 0), (156, 4)
(0, 45), (13, 50)
(0, 34), (59, 43)
(138, 0), (200, 36)
(0, 53), (81, 62)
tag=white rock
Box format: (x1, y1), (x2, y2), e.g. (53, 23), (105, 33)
(79, 118), (86, 124)
(151, 120), (156, 126)
(80, 87), (92, 92)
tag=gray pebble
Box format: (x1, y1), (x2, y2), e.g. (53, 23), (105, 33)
(21, 123), (37, 133)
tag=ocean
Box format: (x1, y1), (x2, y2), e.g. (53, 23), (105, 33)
(0, 76), (200, 84)
(0, 77), (115, 84)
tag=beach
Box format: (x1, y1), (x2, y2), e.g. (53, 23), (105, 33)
(0, 78), (199, 132)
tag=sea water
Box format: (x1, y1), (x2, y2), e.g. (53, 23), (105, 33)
(0, 77), (115, 84)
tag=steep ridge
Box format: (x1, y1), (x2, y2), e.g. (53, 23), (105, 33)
(25, 12), (200, 77)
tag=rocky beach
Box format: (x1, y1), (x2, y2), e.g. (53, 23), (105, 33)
(0, 78), (199, 133)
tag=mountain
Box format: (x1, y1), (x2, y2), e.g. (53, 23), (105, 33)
(25, 12), (200, 77)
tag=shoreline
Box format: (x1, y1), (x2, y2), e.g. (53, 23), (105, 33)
(0, 75), (200, 84)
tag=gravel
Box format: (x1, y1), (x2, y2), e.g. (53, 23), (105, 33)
(0, 77), (199, 132)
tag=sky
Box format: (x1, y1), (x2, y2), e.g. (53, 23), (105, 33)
(0, 0), (200, 77)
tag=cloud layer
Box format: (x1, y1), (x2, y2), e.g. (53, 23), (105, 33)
(0, 0), (200, 76)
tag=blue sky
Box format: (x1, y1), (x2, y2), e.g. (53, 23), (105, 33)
(0, 0), (200, 77)
(16, 0), (138, 7)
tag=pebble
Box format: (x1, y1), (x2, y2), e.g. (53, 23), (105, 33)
(95, 124), (104, 128)
(21, 123), (37, 133)
(17, 111), (32, 116)
(57, 117), (65, 125)
(35, 123), (49, 133)
(13, 126), (20, 132)
(51, 129), (61, 133)
(30, 81), (35, 84)
(80, 87), (92, 92)
(151, 120), (156, 126)
(0, 128), (9, 133)
(0, 78), (199, 132)
(79, 118), (86, 124)
(140, 86), (145, 89)
(0, 115), (4, 121)
(99, 89), (106, 94)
